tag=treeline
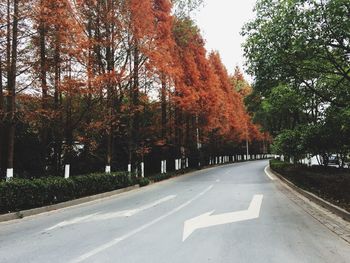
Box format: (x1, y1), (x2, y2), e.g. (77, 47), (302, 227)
(243, 0), (350, 165)
(0, 0), (266, 178)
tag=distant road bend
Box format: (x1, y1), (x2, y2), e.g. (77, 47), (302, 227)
(1, 160), (350, 263)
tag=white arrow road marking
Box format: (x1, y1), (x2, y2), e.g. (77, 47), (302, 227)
(71, 185), (213, 263)
(46, 195), (176, 231)
(182, 194), (263, 241)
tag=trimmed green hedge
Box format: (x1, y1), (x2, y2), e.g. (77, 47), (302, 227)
(0, 172), (139, 213)
(149, 173), (172, 182)
(137, 177), (150, 187)
(269, 159), (294, 174)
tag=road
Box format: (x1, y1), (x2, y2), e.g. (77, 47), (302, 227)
(1, 160), (350, 263)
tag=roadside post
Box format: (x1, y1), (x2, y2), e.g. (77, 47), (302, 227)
(64, 164), (70, 179)
(6, 168), (13, 181)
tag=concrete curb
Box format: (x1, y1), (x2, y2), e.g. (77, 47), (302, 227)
(0, 185), (139, 223)
(268, 166), (350, 222)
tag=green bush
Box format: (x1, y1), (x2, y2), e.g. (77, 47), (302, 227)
(136, 177), (150, 187)
(269, 159), (294, 174)
(149, 173), (172, 182)
(0, 172), (136, 214)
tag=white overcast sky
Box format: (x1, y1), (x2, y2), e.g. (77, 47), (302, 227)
(194, 0), (257, 80)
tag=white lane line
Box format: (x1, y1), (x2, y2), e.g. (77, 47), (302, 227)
(71, 185), (214, 263)
(264, 166), (276, 181)
(46, 195), (176, 231)
(46, 214), (98, 231)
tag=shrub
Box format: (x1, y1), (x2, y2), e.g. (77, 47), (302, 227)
(269, 159), (294, 174)
(0, 172), (136, 214)
(136, 177), (150, 187)
(149, 173), (172, 182)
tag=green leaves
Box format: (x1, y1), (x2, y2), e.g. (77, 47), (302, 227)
(243, 0), (350, 105)
(243, 0), (350, 164)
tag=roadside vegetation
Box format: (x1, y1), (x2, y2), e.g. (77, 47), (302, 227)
(0, 0), (267, 180)
(0, 172), (140, 214)
(270, 160), (350, 212)
(243, 0), (350, 166)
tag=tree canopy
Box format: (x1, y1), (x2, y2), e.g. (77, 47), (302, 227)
(243, 0), (350, 165)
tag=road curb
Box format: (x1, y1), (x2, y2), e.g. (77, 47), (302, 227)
(267, 166), (350, 222)
(0, 185), (139, 223)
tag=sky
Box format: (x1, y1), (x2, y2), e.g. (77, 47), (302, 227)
(194, 0), (257, 80)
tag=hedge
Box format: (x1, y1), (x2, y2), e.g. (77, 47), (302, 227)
(0, 172), (143, 214)
(269, 159), (295, 174)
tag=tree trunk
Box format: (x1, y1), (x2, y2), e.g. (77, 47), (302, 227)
(132, 44), (140, 151)
(128, 43), (140, 169)
(0, 56), (4, 175)
(161, 74), (167, 140)
(6, 0), (19, 173)
(39, 4), (49, 173)
(106, 26), (113, 169)
(53, 29), (61, 175)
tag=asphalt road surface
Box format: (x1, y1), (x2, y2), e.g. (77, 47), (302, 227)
(1, 160), (350, 263)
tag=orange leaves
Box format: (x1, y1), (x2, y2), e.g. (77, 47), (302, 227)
(128, 0), (154, 39)
(168, 18), (265, 145)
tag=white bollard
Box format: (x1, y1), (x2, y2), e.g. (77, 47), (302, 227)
(164, 160), (167, 173)
(128, 164), (132, 173)
(105, 165), (111, 173)
(6, 168), (13, 181)
(215, 157), (218, 164)
(175, 159), (178, 171)
(186, 158), (189, 168)
(179, 159), (181, 170)
(64, 164), (70, 179)
(161, 161), (164, 174)
(141, 162), (144, 178)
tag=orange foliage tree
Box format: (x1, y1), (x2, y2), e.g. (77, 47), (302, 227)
(0, 0), (267, 178)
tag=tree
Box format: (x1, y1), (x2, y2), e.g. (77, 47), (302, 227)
(242, 0), (350, 107)
(243, 0), (350, 164)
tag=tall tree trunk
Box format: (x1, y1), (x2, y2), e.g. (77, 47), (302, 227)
(132, 44), (140, 151)
(106, 37), (113, 170)
(64, 89), (73, 165)
(128, 43), (140, 168)
(82, 18), (94, 162)
(6, 0), (19, 174)
(0, 56), (3, 175)
(161, 74), (167, 140)
(39, 4), (49, 173)
(53, 30), (61, 175)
